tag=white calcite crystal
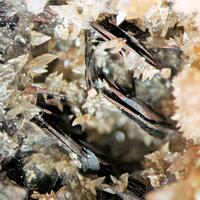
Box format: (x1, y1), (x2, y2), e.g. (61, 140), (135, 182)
(25, 0), (47, 15)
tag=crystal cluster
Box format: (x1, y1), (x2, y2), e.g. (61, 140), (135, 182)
(1, 0), (200, 200)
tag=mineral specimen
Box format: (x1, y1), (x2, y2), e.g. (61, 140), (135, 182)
(1, 0), (200, 200)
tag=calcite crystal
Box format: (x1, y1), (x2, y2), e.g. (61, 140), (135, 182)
(0, 178), (27, 200)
